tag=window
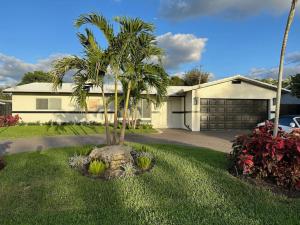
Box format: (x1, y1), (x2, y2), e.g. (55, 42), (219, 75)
(279, 117), (293, 126)
(36, 98), (61, 110)
(295, 118), (300, 126)
(36, 99), (48, 110)
(141, 99), (151, 118)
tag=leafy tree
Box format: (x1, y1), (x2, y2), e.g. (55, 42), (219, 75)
(0, 88), (11, 100)
(290, 74), (300, 97)
(183, 67), (210, 86)
(273, 0), (298, 137)
(19, 71), (52, 85)
(257, 78), (291, 88)
(169, 76), (185, 86)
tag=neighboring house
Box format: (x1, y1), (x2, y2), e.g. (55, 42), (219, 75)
(3, 75), (290, 131)
(0, 99), (12, 116)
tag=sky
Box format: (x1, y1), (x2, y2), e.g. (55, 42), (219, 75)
(0, 0), (300, 86)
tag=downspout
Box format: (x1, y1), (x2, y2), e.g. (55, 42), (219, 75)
(183, 95), (191, 131)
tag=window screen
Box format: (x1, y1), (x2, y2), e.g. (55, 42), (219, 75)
(141, 99), (151, 118)
(36, 98), (61, 110)
(49, 98), (62, 110)
(36, 99), (48, 110)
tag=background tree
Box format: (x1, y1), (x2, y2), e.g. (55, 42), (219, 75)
(169, 76), (185, 86)
(19, 71), (52, 85)
(257, 77), (291, 88)
(273, 0), (298, 137)
(183, 67), (210, 86)
(290, 74), (300, 97)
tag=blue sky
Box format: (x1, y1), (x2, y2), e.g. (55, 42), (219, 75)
(0, 0), (300, 86)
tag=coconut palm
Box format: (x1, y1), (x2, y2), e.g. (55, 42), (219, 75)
(51, 29), (112, 145)
(115, 17), (168, 144)
(273, 0), (298, 136)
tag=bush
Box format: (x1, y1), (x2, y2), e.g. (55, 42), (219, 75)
(69, 154), (90, 171)
(137, 156), (152, 171)
(0, 157), (6, 170)
(88, 160), (107, 176)
(0, 114), (20, 127)
(75, 147), (93, 156)
(121, 163), (136, 177)
(230, 121), (300, 190)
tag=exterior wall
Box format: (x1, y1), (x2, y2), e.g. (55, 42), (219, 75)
(13, 94), (114, 123)
(151, 97), (185, 129)
(193, 81), (278, 131)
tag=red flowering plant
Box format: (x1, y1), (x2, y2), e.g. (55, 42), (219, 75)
(230, 121), (300, 190)
(0, 114), (20, 127)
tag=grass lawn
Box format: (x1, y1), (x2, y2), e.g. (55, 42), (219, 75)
(0, 144), (299, 225)
(0, 125), (156, 140)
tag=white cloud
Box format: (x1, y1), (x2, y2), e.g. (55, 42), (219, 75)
(156, 32), (207, 70)
(160, 0), (296, 20)
(248, 52), (300, 79)
(0, 53), (69, 86)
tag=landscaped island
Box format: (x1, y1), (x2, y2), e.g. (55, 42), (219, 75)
(0, 143), (299, 225)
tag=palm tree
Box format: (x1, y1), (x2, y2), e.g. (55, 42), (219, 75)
(51, 29), (112, 145)
(115, 17), (168, 144)
(273, 0), (298, 137)
(75, 13), (121, 144)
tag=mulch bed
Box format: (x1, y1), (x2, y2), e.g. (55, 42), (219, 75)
(230, 171), (300, 198)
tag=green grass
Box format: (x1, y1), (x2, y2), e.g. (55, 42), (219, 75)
(0, 125), (156, 140)
(0, 144), (299, 225)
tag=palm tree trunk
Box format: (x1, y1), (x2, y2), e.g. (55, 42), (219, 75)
(273, 0), (298, 137)
(101, 85), (111, 145)
(112, 73), (119, 144)
(119, 80), (132, 145)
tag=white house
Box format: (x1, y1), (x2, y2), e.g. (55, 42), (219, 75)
(4, 75), (290, 131)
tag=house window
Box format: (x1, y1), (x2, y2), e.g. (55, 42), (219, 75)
(36, 98), (62, 110)
(141, 99), (151, 118)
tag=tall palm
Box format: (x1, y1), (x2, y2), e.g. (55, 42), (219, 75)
(75, 13), (121, 144)
(51, 29), (112, 145)
(115, 17), (168, 144)
(273, 0), (298, 137)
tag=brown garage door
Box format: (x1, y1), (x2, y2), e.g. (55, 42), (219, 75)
(200, 99), (268, 130)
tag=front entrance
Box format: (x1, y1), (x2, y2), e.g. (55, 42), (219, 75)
(200, 98), (268, 130)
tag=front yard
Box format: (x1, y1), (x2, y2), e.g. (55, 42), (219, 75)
(0, 144), (299, 225)
(0, 125), (156, 140)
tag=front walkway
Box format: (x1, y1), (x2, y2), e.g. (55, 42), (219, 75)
(0, 129), (249, 155)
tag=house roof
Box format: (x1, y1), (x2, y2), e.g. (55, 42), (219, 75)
(3, 82), (192, 96)
(189, 75), (290, 93)
(3, 75), (289, 95)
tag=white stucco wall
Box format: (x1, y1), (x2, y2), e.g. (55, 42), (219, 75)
(191, 80), (278, 131)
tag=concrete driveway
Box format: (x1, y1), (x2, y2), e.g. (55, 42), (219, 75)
(0, 129), (250, 155)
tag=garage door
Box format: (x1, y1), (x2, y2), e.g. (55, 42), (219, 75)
(200, 99), (268, 130)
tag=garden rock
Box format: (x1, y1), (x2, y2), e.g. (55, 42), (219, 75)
(89, 145), (134, 178)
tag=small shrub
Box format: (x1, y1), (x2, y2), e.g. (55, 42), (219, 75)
(137, 156), (152, 171)
(69, 154), (90, 171)
(88, 160), (107, 176)
(121, 163), (136, 177)
(0, 157), (6, 170)
(230, 121), (300, 190)
(76, 147), (93, 156)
